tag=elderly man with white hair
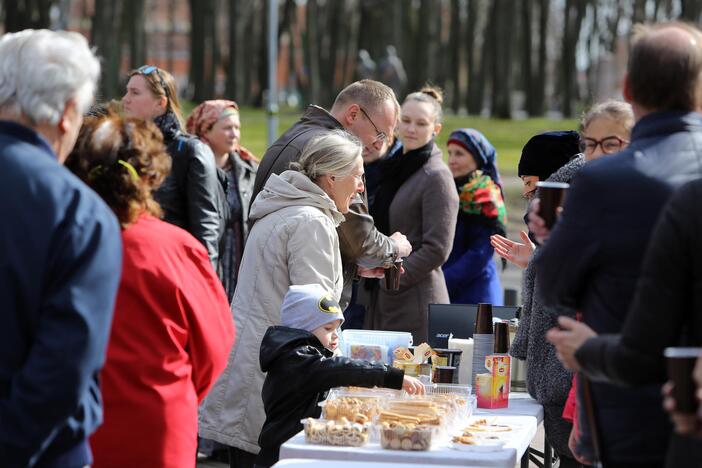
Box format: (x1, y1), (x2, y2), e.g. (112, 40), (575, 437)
(0, 30), (122, 467)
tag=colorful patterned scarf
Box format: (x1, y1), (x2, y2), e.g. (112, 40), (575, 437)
(456, 170), (507, 235)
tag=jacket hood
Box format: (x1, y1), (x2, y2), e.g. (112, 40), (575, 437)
(259, 326), (332, 372)
(249, 170), (345, 226)
(545, 153), (586, 185)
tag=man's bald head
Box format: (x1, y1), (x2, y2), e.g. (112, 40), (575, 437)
(627, 22), (702, 112)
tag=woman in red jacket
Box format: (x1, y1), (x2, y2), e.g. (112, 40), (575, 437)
(65, 114), (236, 468)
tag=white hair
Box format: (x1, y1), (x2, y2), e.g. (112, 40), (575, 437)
(291, 130), (363, 180)
(0, 29), (100, 125)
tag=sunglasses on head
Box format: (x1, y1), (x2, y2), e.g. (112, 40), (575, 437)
(136, 65), (169, 98)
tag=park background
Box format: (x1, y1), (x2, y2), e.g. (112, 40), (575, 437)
(5, 0), (702, 297)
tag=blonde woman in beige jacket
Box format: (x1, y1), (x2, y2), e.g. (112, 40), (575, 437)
(198, 130), (365, 466)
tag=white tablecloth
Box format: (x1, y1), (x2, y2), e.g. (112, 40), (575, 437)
(475, 392), (544, 423)
(278, 393), (541, 468)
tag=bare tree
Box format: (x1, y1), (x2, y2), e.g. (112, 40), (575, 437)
(4, 0), (54, 32)
(490, 0), (516, 118)
(521, 0), (535, 115)
(123, 0), (146, 69)
(681, 0), (702, 21)
(449, 0), (463, 112)
(560, 0), (587, 117)
(92, 0), (124, 100)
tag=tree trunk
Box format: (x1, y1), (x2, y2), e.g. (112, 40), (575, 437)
(560, 0), (586, 118)
(490, 0), (515, 118)
(4, 0), (54, 31)
(449, 0), (462, 112)
(167, 0), (177, 73)
(681, 0), (702, 21)
(521, 0), (534, 115)
(303, 0), (320, 105)
(188, 0), (205, 101)
(530, 0), (548, 116)
(124, 0), (146, 69)
(343, 0), (361, 85)
(92, 0), (123, 101)
(253, 0), (268, 106)
(465, 0), (480, 114)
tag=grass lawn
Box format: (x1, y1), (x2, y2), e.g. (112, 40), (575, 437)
(229, 106), (578, 176)
(184, 104), (578, 233)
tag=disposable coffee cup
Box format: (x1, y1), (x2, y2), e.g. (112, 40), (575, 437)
(664, 347), (702, 414)
(493, 321), (510, 354)
(432, 365), (457, 384)
(536, 181), (569, 229)
(475, 303), (493, 334)
(384, 259), (403, 291)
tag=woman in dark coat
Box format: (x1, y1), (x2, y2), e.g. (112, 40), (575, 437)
(443, 129), (506, 305)
(187, 100), (259, 301)
(363, 86), (458, 343)
(122, 66), (225, 273)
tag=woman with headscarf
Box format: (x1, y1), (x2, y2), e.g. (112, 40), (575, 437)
(443, 129), (507, 305)
(187, 100), (259, 301)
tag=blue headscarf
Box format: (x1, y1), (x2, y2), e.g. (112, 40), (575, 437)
(447, 128), (503, 191)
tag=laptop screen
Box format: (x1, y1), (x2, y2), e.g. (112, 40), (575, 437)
(427, 304), (521, 348)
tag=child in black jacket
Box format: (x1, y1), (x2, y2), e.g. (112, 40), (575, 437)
(255, 284), (424, 467)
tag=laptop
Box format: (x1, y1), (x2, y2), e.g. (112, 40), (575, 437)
(427, 303), (522, 348)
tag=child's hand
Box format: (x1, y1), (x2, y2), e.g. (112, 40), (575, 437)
(402, 375), (425, 395)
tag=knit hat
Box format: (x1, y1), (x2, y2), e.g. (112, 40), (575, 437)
(280, 284), (345, 332)
(447, 128), (503, 189)
(517, 130), (580, 181)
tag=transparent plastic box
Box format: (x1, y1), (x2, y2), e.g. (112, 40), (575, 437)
(426, 383), (476, 424)
(301, 418), (371, 447)
(341, 329), (413, 365)
(379, 423), (435, 451)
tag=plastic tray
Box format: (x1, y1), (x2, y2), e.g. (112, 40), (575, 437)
(341, 329), (413, 365)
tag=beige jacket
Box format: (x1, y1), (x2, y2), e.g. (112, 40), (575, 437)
(198, 170), (344, 453)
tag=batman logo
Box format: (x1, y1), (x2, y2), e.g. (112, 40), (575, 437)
(318, 294), (341, 314)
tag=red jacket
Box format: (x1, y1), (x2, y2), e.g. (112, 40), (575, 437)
(90, 214), (235, 468)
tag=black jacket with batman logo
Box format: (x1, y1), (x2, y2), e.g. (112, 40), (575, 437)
(256, 326), (404, 467)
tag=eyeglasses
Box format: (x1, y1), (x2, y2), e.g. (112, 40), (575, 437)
(579, 136), (629, 155)
(358, 106), (388, 145)
(136, 65), (169, 99)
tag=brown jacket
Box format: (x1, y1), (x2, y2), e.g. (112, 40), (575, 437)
(362, 145), (458, 342)
(251, 105), (397, 306)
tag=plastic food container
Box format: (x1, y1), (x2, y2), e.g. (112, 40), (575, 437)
(342, 329), (413, 365)
(302, 418), (370, 447)
(426, 383), (476, 423)
(379, 423), (434, 451)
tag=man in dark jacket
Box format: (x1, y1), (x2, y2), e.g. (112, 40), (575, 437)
(533, 22), (702, 466)
(0, 30), (122, 467)
(252, 80), (413, 307)
(256, 284), (422, 467)
(548, 178), (702, 467)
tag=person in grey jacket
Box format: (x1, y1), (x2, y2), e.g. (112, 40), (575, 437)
(199, 130), (366, 467)
(122, 66), (223, 271)
(187, 99), (259, 301)
(492, 101), (633, 466)
(251, 80), (412, 308)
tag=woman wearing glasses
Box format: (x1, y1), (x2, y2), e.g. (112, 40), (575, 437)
(490, 100), (634, 466)
(187, 100), (259, 302)
(122, 66), (225, 274)
(363, 86), (458, 343)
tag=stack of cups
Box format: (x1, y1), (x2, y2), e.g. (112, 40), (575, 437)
(472, 303), (494, 392)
